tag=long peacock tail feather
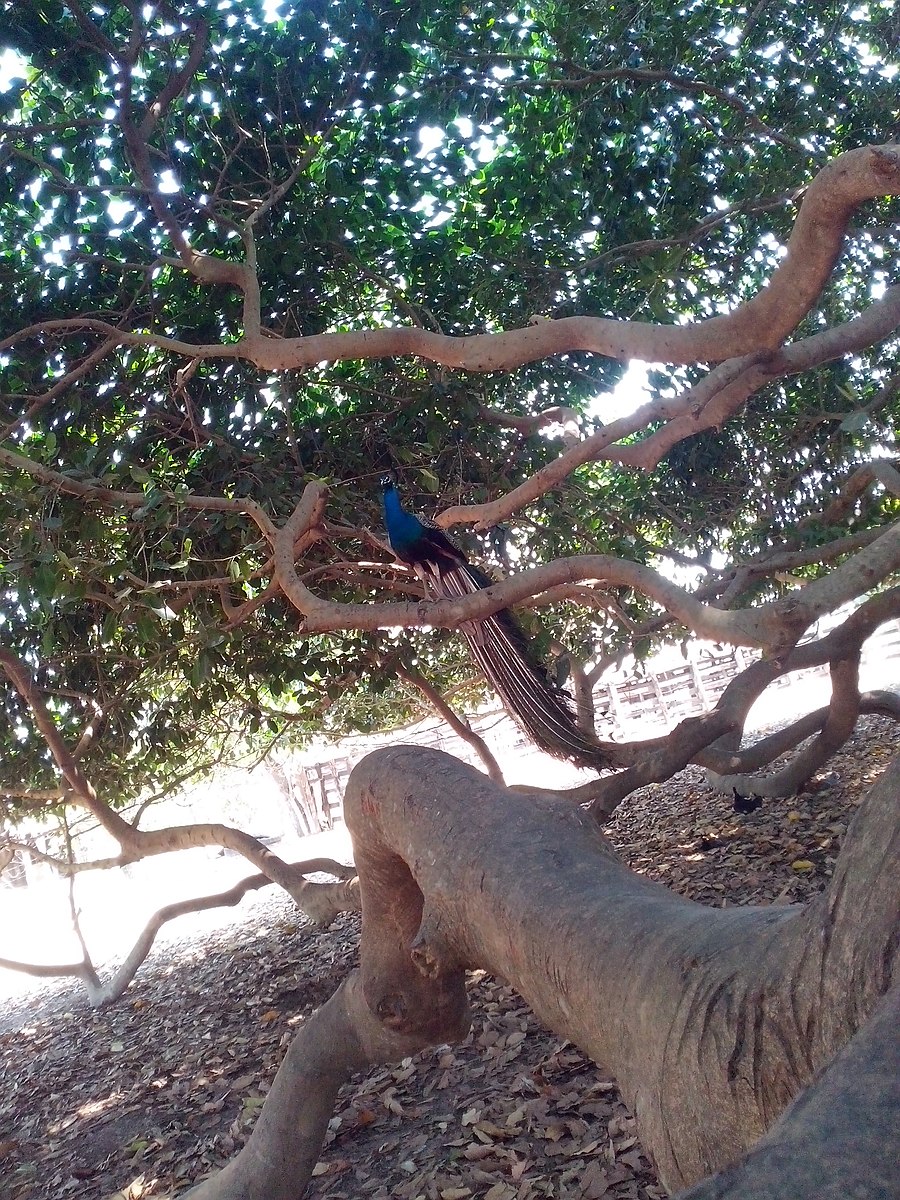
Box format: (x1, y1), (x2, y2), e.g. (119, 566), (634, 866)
(427, 561), (612, 771)
(380, 476), (612, 771)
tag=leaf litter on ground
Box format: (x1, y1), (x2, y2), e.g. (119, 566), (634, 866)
(0, 715), (896, 1200)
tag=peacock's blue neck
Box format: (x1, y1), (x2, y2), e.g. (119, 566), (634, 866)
(382, 485), (424, 553)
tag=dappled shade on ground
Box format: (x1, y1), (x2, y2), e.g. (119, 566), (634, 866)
(1, 716), (896, 1200)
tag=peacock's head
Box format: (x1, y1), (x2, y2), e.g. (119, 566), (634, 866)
(379, 473), (396, 492)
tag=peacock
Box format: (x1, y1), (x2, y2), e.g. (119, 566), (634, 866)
(380, 476), (611, 771)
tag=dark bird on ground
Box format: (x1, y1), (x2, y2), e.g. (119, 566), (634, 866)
(732, 787), (764, 814)
(380, 475), (611, 771)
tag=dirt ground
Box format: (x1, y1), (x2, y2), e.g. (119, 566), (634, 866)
(0, 715), (896, 1200)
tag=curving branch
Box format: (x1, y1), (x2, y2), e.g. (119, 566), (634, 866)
(0, 445), (278, 542)
(0, 954), (101, 992)
(715, 654), (862, 798)
(450, 52), (815, 157)
(0, 863), (358, 1007)
(705, 668), (892, 798)
(561, 189), (804, 276)
(437, 286), (900, 531)
(614, 292), (900, 474)
(64, 0), (117, 58)
(277, 496), (900, 656)
(3, 147), (899, 377)
(510, 588), (900, 812)
(9, 443), (893, 660)
(0, 646), (133, 838)
(822, 458), (900, 522)
(700, 689), (900, 782)
(695, 588), (900, 794)
(115, 16), (249, 294)
(0, 336), (120, 442)
(184, 745), (900, 1200)
(0, 838), (124, 876)
(476, 403), (582, 436)
(396, 663), (505, 785)
(3, 456), (897, 755)
(585, 521), (891, 684)
(0, 645), (358, 923)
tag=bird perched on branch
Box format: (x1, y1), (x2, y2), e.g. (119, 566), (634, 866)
(380, 475), (611, 771)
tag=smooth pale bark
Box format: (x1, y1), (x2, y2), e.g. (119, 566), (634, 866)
(701, 691), (900, 779)
(13, 146), (897, 373)
(187, 746), (899, 1200)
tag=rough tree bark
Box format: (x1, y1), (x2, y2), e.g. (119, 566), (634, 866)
(186, 745), (899, 1200)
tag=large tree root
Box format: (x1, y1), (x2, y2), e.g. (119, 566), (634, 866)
(185, 971), (469, 1200)
(185, 746), (899, 1199)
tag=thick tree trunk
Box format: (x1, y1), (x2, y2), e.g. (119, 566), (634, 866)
(674, 982), (900, 1199)
(186, 746), (899, 1200)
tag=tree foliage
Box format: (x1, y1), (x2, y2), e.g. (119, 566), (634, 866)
(0, 0), (898, 816)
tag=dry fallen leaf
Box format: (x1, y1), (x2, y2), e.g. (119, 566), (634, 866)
(483, 1183), (516, 1200)
(578, 1160), (610, 1199)
(5, 717), (892, 1200)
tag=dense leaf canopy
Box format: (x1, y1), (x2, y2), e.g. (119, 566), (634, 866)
(0, 0), (898, 809)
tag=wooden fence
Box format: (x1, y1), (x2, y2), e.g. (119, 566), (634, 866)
(297, 618), (900, 823)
